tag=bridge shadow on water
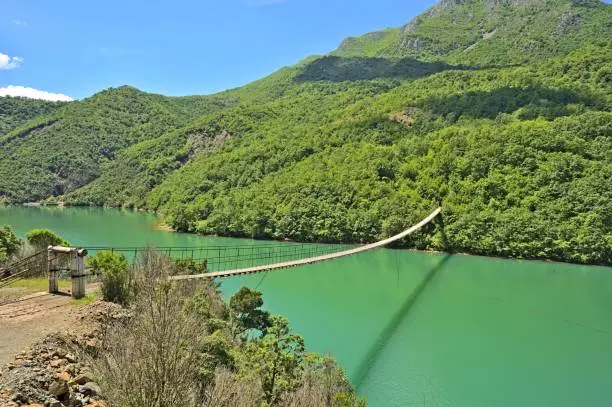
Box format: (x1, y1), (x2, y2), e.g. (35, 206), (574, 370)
(353, 254), (452, 388)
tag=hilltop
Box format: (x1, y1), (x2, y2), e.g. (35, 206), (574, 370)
(0, 0), (610, 265)
(334, 0), (610, 65)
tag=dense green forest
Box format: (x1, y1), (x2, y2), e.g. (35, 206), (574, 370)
(0, 96), (67, 136)
(0, 0), (610, 265)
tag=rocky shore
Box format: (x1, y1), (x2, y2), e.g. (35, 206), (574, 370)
(0, 301), (131, 407)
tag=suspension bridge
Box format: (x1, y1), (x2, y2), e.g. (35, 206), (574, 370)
(0, 208), (441, 298)
(173, 207), (441, 279)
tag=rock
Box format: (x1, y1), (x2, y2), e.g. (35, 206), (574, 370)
(64, 364), (77, 375)
(79, 382), (101, 397)
(11, 392), (27, 403)
(69, 373), (93, 386)
(49, 359), (66, 368)
(56, 371), (70, 382)
(44, 399), (62, 407)
(0, 301), (129, 407)
(69, 393), (84, 407)
(84, 339), (99, 349)
(48, 380), (69, 397)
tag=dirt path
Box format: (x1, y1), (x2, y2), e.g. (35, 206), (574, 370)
(0, 292), (74, 365)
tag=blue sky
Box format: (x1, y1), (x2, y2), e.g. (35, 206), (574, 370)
(1, 0), (610, 101)
(0, 0), (439, 100)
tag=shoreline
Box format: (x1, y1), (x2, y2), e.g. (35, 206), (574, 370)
(2, 203), (610, 269)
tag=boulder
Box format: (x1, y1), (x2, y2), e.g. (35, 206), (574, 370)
(49, 359), (66, 368)
(79, 382), (101, 397)
(69, 373), (93, 386)
(48, 380), (69, 397)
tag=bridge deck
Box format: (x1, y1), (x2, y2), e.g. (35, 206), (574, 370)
(171, 207), (441, 280)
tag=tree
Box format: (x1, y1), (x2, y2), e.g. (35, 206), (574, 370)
(240, 315), (306, 405)
(93, 250), (364, 407)
(0, 225), (21, 262)
(229, 287), (271, 340)
(25, 229), (69, 250)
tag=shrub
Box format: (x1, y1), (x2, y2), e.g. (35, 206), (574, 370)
(94, 250), (365, 407)
(173, 257), (208, 275)
(0, 225), (22, 262)
(25, 229), (69, 250)
(89, 251), (130, 304)
(94, 251), (213, 407)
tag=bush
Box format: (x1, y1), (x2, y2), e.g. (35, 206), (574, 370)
(173, 257), (208, 275)
(94, 251), (214, 407)
(94, 250), (365, 407)
(89, 251), (131, 304)
(25, 229), (69, 250)
(0, 225), (22, 262)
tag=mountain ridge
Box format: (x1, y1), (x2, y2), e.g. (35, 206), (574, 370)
(0, 0), (610, 265)
(333, 0), (611, 65)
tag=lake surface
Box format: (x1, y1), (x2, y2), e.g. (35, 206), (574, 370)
(2, 205), (611, 406)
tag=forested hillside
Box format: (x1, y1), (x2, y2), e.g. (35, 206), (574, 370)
(1, 0), (610, 265)
(0, 96), (67, 136)
(145, 44), (612, 265)
(334, 0), (610, 65)
(0, 87), (238, 201)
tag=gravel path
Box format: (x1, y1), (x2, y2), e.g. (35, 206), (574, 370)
(0, 292), (74, 365)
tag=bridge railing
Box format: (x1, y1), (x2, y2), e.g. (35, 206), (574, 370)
(84, 243), (356, 275)
(0, 250), (47, 289)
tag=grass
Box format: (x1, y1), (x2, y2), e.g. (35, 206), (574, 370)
(71, 292), (100, 306)
(0, 277), (71, 298)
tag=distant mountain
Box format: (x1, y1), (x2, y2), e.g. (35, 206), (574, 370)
(334, 0), (611, 65)
(0, 96), (67, 137)
(1, 0), (610, 265)
(0, 86), (238, 201)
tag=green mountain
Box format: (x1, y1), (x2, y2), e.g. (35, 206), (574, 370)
(1, 0), (610, 265)
(334, 0), (610, 65)
(0, 86), (238, 201)
(0, 96), (67, 137)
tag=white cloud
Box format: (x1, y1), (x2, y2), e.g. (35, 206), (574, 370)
(13, 19), (28, 28)
(0, 85), (74, 102)
(0, 52), (23, 70)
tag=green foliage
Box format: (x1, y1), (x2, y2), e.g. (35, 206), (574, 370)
(333, 0), (612, 67)
(235, 313), (366, 406)
(0, 86), (236, 203)
(89, 251), (131, 304)
(0, 225), (22, 262)
(142, 43), (611, 265)
(239, 315), (306, 405)
(1, 0), (610, 265)
(25, 228), (69, 250)
(196, 330), (236, 384)
(0, 96), (66, 137)
(173, 257), (208, 275)
(96, 251), (363, 406)
(229, 286), (272, 340)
